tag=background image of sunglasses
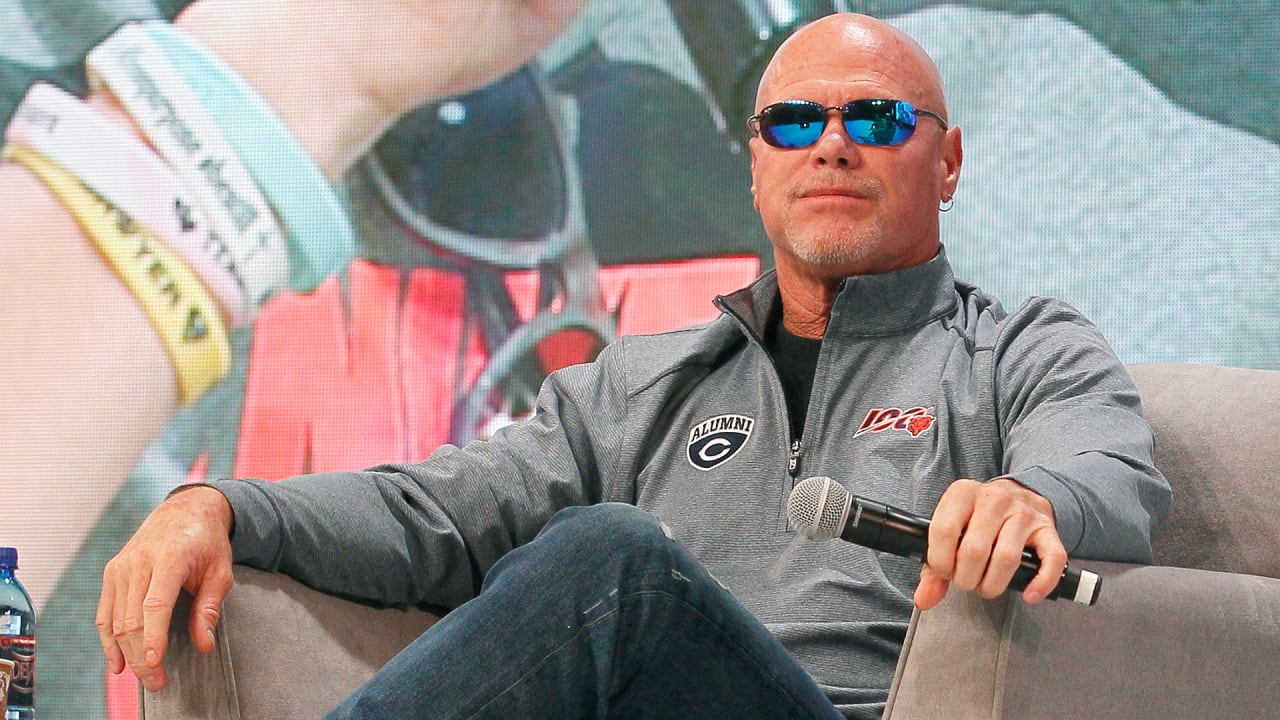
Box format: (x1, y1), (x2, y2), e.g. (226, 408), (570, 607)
(352, 67), (614, 445)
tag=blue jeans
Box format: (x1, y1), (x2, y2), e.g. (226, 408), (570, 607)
(325, 503), (847, 719)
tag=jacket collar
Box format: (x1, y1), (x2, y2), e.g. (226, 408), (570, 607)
(717, 246), (959, 340)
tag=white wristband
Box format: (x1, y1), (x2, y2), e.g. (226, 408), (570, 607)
(144, 21), (355, 292)
(86, 22), (290, 309)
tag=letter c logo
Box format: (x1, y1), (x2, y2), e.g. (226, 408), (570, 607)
(698, 438), (733, 464)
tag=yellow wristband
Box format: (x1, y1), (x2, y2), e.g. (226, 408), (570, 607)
(4, 143), (231, 404)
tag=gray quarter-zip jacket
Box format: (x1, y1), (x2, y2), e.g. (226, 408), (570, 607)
(216, 249), (1170, 718)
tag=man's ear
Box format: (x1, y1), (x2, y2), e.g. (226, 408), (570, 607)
(748, 137), (761, 211)
(941, 125), (963, 198)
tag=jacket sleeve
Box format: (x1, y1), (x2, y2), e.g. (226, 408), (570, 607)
(992, 297), (1172, 563)
(209, 339), (632, 610)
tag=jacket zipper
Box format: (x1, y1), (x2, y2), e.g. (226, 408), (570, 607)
(714, 296), (803, 477)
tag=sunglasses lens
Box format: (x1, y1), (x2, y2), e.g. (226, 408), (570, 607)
(758, 102), (825, 148)
(753, 99), (926, 148)
(843, 99), (916, 146)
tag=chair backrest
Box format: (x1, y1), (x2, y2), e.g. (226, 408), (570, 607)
(1128, 363), (1280, 578)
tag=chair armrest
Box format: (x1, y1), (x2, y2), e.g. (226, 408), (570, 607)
(140, 565), (438, 720)
(885, 562), (1280, 720)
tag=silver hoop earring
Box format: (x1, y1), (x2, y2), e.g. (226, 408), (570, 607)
(939, 196), (955, 213)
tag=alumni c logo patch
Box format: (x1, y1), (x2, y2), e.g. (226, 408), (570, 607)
(687, 414), (754, 470)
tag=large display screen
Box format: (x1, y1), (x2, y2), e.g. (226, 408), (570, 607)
(1, 1), (1275, 716)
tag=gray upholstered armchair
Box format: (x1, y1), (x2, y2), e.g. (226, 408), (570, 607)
(141, 363), (1280, 719)
(886, 363), (1280, 719)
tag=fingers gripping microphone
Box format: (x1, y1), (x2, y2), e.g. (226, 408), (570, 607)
(786, 477), (1102, 606)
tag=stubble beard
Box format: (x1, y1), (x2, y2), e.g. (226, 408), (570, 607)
(784, 217), (883, 270)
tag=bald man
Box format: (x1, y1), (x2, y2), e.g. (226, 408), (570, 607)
(100, 13), (1169, 718)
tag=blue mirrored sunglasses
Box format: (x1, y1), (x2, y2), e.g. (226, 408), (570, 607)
(747, 98), (948, 149)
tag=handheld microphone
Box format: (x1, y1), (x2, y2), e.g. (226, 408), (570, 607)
(786, 476), (1102, 606)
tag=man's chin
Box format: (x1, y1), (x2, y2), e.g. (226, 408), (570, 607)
(789, 236), (876, 270)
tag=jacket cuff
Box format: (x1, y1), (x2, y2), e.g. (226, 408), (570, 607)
(999, 467), (1085, 554)
(207, 478), (284, 569)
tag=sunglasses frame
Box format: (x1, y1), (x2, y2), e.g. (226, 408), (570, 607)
(747, 98), (948, 149)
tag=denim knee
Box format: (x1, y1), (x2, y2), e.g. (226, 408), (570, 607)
(540, 503), (673, 555)
(477, 502), (699, 605)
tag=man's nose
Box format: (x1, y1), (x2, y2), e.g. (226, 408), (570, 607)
(811, 115), (861, 168)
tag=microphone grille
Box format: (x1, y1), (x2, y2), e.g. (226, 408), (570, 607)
(787, 476), (850, 541)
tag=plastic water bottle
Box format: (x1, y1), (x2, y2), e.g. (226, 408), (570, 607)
(0, 548), (35, 720)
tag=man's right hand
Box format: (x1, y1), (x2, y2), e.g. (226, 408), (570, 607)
(97, 484), (235, 693)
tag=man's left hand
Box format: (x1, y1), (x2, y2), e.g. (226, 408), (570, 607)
(914, 477), (1067, 610)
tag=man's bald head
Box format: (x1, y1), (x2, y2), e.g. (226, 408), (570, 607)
(756, 13), (948, 121)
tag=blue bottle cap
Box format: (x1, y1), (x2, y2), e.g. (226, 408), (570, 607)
(0, 547), (16, 568)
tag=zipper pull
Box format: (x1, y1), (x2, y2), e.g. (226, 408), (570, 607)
(788, 437), (802, 474)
